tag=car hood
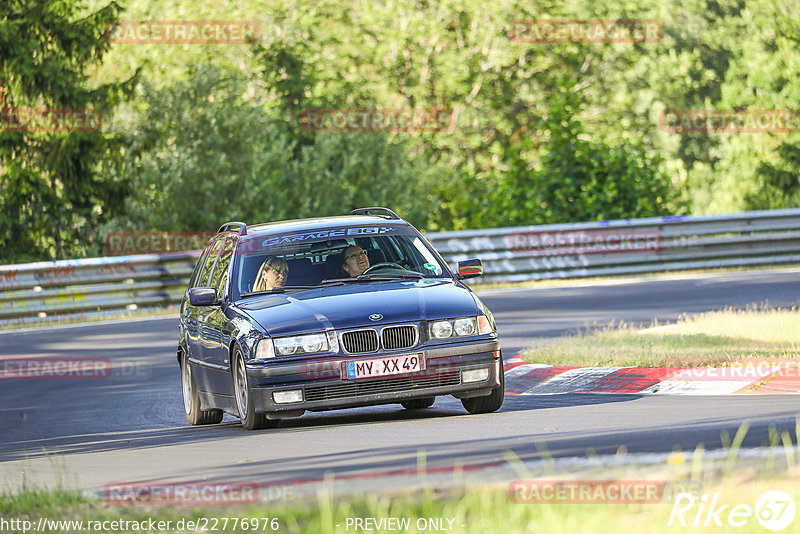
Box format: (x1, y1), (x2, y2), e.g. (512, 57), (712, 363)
(235, 279), (479, 336)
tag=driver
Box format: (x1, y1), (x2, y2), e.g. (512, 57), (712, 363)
(342, 245), (370, 276)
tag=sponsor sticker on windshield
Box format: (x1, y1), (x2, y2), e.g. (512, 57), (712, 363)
(237, 225), (415, 254)
(261, 226), (402, 248)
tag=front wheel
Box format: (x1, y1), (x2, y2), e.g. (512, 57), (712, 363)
(233, 347), (279, 431)
(181, 353), (223, 425)
(461, 366), (505, 414)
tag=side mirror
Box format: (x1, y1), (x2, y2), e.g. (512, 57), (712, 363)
(456, 258), (483, 280)
(189, 287), (219, 306)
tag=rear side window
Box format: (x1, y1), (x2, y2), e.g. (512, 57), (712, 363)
(189, 240), (214, 288)
(196, 238), (224, 288)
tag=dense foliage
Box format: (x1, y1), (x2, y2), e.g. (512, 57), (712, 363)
(0, 0), (137, 262)
(1, 0), (798, 261)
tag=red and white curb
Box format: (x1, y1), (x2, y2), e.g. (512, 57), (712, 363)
(503, 356), (800, 395)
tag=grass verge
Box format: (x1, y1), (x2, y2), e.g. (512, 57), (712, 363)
(2, 461), (800, 533)
(518, 306), (800, 368)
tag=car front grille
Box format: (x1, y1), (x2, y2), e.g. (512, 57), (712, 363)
(340, 325), (419, 353)
(304, 369), (461, 402)
(381, 325), (417, 350)
(341, 329), (379, 353)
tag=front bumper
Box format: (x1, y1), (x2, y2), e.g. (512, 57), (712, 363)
(245, 339), (501, 414)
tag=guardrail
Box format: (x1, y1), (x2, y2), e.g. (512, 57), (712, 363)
(2, 209), (800, 326)
(0, 253), (200, 326)
(426, 208), (800, 283)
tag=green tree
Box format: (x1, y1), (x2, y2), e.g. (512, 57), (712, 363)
(490, 86), (680, 226)
(746, 143), (800, 209)
(107, 64), (437, 236)
(0, 0), (137, 262)
(16, 0), (800, 264)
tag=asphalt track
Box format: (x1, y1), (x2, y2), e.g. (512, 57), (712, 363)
(2, 269), (800, 495)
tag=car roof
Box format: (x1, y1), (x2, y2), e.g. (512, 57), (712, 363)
(231, 215), (413, 242)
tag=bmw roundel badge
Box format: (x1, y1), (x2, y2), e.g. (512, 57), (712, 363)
(369, 313), (383, 321)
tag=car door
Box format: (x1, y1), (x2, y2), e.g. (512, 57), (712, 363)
(203, 237), (236, 395)
(182, 239), (219, 371)
(190, 237), (224, 393)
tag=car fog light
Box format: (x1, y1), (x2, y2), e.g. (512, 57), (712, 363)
(273, 390), (304, 404)
(462, 368), (490, 383)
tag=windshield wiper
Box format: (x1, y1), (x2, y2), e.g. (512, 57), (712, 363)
(241, 285), (317, 296)
(358, 273), (423, 280)
(318, 277), (370, 285)
(319, 273), (423, 285)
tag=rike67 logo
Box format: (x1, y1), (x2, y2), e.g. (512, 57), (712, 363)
(669, 490), (795, 531)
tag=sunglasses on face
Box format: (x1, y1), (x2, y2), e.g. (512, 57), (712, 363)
(259, 267), (287, 279)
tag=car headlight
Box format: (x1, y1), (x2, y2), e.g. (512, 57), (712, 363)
(429, 316), (492, 339)
(274, 337), (298, 355)
(454, 317), (477, 336)
(430, 320), (453, 339)
(301, 333), (327, 353)
(273, 333), (330, 356)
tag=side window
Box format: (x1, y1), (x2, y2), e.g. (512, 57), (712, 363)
(189, 240), (216, 288)
(197, 238), (224, 288)
(210, 238), (235, 297)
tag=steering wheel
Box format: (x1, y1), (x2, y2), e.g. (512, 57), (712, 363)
(362, 262), (406, 275)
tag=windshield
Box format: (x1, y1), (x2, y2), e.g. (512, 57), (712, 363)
(232, 225), (449, 297)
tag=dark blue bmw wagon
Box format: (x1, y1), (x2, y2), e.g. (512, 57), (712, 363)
(178, 207), (504, 430)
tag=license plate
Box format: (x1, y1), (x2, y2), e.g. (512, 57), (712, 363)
(344, 354), (424, 379)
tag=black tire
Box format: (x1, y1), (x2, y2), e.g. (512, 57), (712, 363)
(461, 365), (505, 414)
(233, 347), (279, 431)
(181, 353), (223, 425)
(401, 397), (435, 410)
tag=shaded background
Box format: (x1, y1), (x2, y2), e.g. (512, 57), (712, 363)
(1, 0), (798, 262)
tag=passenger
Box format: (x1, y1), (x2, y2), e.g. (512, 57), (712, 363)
(342, 245), (370, 277)
(254, 256), (289, 291)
